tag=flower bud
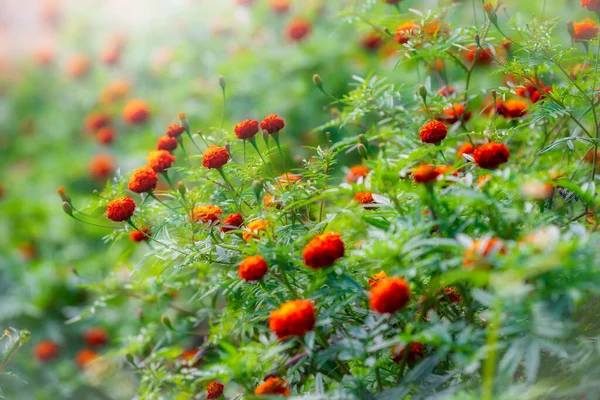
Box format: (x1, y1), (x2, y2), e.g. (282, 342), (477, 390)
(313, 74), (323, 89)
(262, 129), (270, 143)
(383, 27), (393, 37)
(358, 134), (368, 148)
(178, 182), (186, 196)
(474, 33), (481, 47)
(252, 179), (264, 200)
(161, 315), (173, 330)
(178, 112), (189, 134)
(57, 186), (71, 203)
(357, 143), (369, 160)
(567, 21), (575, 40)
(418, 84), (427, 103)
(224, 143), (231, 152)
(218, 76), (226, 91)
(125, 353), (136, 367)
(482, 3), (497, 25)
(62, 201), (73, 216)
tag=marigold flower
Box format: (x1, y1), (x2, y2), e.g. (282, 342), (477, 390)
(355, 191), (375, 204)
(361, 31), (383, 51)
(395, 21), (420, 44)
(286, 18), (312, 42)
(166, 123), (185, 138)
(260, 114), (285, 134)
(368, 271), (387, 287)
(243, 219), (269, 242)
(278, 172), (302, 186)
(346, 165), (370, 183)
(473, 142), (510, 169)
(439, 287), (461, 303)
(412, 164), (439, 183)
(100, 79), (130, 104)
(440, 104), (471, 124)
(202, 145), (230, 169)
(157, 136), (178, 152)
(130, 228), (150, 242)
(463, 238), (507, 268)
(85, 112), (112, 132)
(106, 196), (136, 222)
(83, 327), (109, 347)
(178, 349), (201, 367)
(370, 277), (410, 314)
(96, 126), (116, 145)
(35, 45), (54, 65)
(255, 377), (291, 396)
(234, 119), (259, 140)
(582, 0), (600, 12)
(207, 382), (225, 399)
(269, 299), (316, 339)
(34, 341), (59, 362)
(122, 99), (151, 125)
(270, 0), (289, 14)
(221, 213), (244, 232)
(438, 86), (455, 97)
(477, 174), (492, 187)
(498, 99), (527, 119)
(66, 54), (90, 79)
(100, 44), (120, 65)
(191, 205), (223, 224)
(462, 44), (494, 65)
(522, 181), (554, 200)
(239, 255), (269, 281)
(573, 19), (599, 41)
(147, 150), (175, 172)
(128, 166), (158, 193)
(89, 153), (115, 181)
(302, 232), (345, 269)
(419, 120), (447, 144)
(391, 342), (424, 364)
(264, 194), (282, 209)
(457, 143), (475, 158)
(435, 165), (458, 177)
(75, 349), (98, 369)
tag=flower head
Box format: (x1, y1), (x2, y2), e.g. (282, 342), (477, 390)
(130, 228), (150, 242)
(66, 54), (90, 79)
(582, 0), (600, 12)
(355, 191), (375, 204)
(286, 18), (312, 42)
(462, 44), (494, 65)
(369, 277), (410, 314)
(457, 143), (475, 158)
(440, 104), (471, 124)
(83, 327), (109, 347)
(239, 255), (269, 281)
(278, 172), (302, 186)
(463, 237), (507, 268)
(75, 349), (98, 369)
(473, 142), (510, 169)
(122, 99), (150, 125)
(35, 341), (59, 362)
(302, 232), (345, 269)
(234, 119), (259, 140)
(157, 136), (178, 152)
(498, 99), (527, 119)
(147, 150), (175, 172)
(221, 213), (244, 232)
(269, 299), (316, 339)
(368, 271), (387, 287)
(255, 377), (291, 396)
(85, 112), (111, 132)
(361, 31), (383, 51)
(346, 165), (370, 183)
(100, 79), (130, 104)
(106, 196), (136, 222)
(166, 123), (185, 138)
(392, 342), (424, 364)
(207, 382), (225, 399)
(243, 219), (269, 242)
(89, 153), (115, 181)
(128, 166), (158, 193)
(419, 120), (447, 144)
(96, 127), (116, 145)
(202, 145), (230, 169)
(573, 19), (599, 41)
(260, 114), (285, 134)
(412, 164), (439, 183)
(438, 86), (455, 97)
(395, 21), (420, 44)
(191, 205), (223, 224)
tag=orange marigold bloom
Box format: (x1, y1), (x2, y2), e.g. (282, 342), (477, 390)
(83, 327), (109, 347)
(157, 135), (178, 152)
(75, 349), (98, 369)
(128, 166), (158, 193)
(302, 232), (345, 269)
(270, 0), (289, 14)
(243, 219), (269, 242)
(122, 99), (151, 125)
(178, 349), (201, 367)
(234, 119), (259, 140)
(191, 205), (223, 224)
(147, 150), (175, 172)
(412, 164), (439, 183)
(419, 120), (447, 144)
(435, 165), (458, 177)
(34, 341), (59, 362)
(355, 191), (375, 204)
(66, 54), (90, 79)
(438, 86), (455, 97)
(100, 44), (120, 65)
(106, 196), (136, 222)
(440, 104), (471, 124)
(573, 19), (599, 41)
(269, 299), (316, 339)
(457, 143), (475, 158)
(89, 153), (115, 181)
(462, 44), (494, 65)
(463, 238), (507, 268)
(202, 145), (230, 169)
(498, 99), (528, 119)
(582, 0), (600, 12)
(361, 31), (383, 51)
(221, 213), (244, 232)
(100, 79), (130, 104)
(346, 165), (370, 183)
(473, 142), (510, 169)
(260, 114), (285, 134)
(239, 255), (269, 281)
(96, 126), (116, 145)
(477, 174), (492, 187)
(278, 172), (302, 186)
(85, 112), (112, 132)
(368, 271), (387, 287)
(264, 194), (282, 209)
(255, 377), (291, 396)
(166, 123), (185, 138)
(392, 342), (425, 364)
(207, 382), (225, 399)
(395, 21), (420, 44)
(130, 228), (150, 242)
(369, 277), (410, 314)
(286, 18), (312, 42)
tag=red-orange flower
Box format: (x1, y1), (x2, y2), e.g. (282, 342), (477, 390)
(438, 86), (455, 97)
(106, 196), (136, 222)
(239, 255), (269, 281)
(83, 327), (109, 347)
(369, 277), (410, 314)
(96, 126), (116, 145)
(191, 205), (223, 224)
(355, 192), (375, 204)
(89, 153), (115, 181)
(130, 228), (150, 242)
(412, 164), (439, 183)
(270, 0), (289, 14)
(34, 341), (59, 362)
(202, 145), (230, 169)
(368, 271), (387, 287)
(221, 213), (244, 232)
(392, 342), (425, 364)
(100, 79), (130, 104)
(207, 382), (225, 399)
(260, 114), (285, 134)
(395, 21), (420, 44)
(477, 174), (492, 187)
(346, 165), (370, 183)
(255, 377), (291, 396)
(85, 112), (112, 132)
(278, 172), (302, 186)
(147, 150), (176, 172)
(462, 44), (494, 65)
(122, 99), (151, 125)
(457, 143), (475, 158)
(286, 18), (312, 42)
(157, 136), (178, 152)
(66, 54), (90, 79)
(473, 142), (510, 169)
(178, 349), (201, 367)
(234, 119), (259, 140)
(302, 232), (345, 269)
(582, 0), (600, 12)
(420, 120), (447, 144)
(464, 238), (507, 268)
(435, 165), (458, 177)
(75, 349), (98, 369)
(361, 31), (383, 51)
(166, 123), (185, 138)
(269, 299), (316, 339)
(128, 166), (158, 193)
(243, 219), (269, 242)
(440, 104), (471, 124)
(264, 194), (282, 209)
(573, 19), (599, 41)
(498, 99), (527, 119)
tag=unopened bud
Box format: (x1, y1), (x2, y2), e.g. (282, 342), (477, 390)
(358, 134), (368, 148)
(218, 76), (226, 91)
(383, 27), (393, 37)
(482, 3), (497, 25)
(57, 187), (71, 203)
(178, 182), (186, 196)
(313, 74), (323, 89)
(224, 143), (231, 152)
(474, 33), (481, 47)
(262, 129), (270, 143)
(161, 315), (173, 330)
(567, 21), (575, 40)
(491, 89), (497, 101)
(418, 84), (427, 103)
(125, 353), (136, 367)
(62, 201), (73, 216)
(252, 179), (264, 200)
(357, 143), (369, 160)
(178, 112), (189, 134)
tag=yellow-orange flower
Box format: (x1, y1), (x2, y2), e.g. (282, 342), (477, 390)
(202, 145), (230, 169)
(269, 299), (316, 339)
(368, 271), (387, 287)
(75, 349), (98, 369)
(147, 150), (175, 172)
(412, 164), (439, 183)
(191, 205), (223, 224)
(221, 213), (244, 233)
(122, 99), (151, 125)
(463, 238), (507, 268)
(242, 219), (269, 242)
(346, 165), (370, 183)
(255, 377), (291, 396)
(355, 191), (375, 204)
(573, 19), (599, 41)
(369, 277), (410, 314)
(128, 166), (158, 193)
